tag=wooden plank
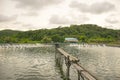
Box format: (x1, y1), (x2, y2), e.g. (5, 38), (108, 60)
(57, 47), (97, 80)
(73, 63), (97, 80)
(57, 48), (79, 62)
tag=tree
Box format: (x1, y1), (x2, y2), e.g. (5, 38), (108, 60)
(0, 24), (119, 44)
(51, 35), (64, 42)
(79, 35), (87, 43)
(41, 36), (52, 43)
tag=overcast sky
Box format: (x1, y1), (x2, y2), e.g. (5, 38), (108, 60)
(0, 0), (120, 30)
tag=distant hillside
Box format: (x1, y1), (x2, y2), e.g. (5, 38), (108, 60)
(0, 24), (120, 44)
(0, 29), (21, 36)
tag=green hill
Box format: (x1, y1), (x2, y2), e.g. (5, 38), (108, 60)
(0, 24), (120, 44)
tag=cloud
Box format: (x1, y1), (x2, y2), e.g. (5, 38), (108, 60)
(70, 1), (115, 14)
(13, 22), (36, 30)
(49, 14), (89, 25)
(106, 18), (119, 24)
(0, 14), (17, 22)
(21, 23), (39, 30)
(49, 15), (71, 24)
(22, 12), (39, 16)
(22, 24), (33, 27)
(14, 0), (62, 10)
(0, 0), (3, 5)
(0, 0), (6, 11)
(105, 14), (119, 24)
(13, 21), (21, 24)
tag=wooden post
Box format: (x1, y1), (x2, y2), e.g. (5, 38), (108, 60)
(80, 75), (85, 80)
(55, 43), (59, 65)
(59, 54), (63, 67)
(77, 70), (80, 80)
(80, 70), (85, 80)
(55, 43), (59, 48)
(65, 56), (71, 80)
(55, 44), (64, 79)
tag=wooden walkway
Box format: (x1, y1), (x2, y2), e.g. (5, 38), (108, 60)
(55, 44), (97, 80)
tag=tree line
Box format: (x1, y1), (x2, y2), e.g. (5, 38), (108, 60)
(0, 24), (119, 44)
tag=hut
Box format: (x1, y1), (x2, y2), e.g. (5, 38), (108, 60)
(65, 38), (78, 43)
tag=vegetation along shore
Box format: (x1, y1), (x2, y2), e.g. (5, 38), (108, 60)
(0, 24), (119, 45)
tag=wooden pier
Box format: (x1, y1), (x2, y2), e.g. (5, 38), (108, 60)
(55, 44), (97, 80)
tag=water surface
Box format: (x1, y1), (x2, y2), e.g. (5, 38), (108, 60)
(0, 44), (61, 80)
(1, 44), (120, 80)
(64, 44), (120, 80)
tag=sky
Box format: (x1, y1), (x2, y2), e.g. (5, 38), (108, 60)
(0, 0), (120, 31)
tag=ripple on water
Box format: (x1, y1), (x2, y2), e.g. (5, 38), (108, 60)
(0, 46), (61, 80)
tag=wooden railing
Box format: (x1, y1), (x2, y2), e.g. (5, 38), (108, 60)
(55, 44), (97, 80)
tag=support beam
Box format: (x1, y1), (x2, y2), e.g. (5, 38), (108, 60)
(65, 56), (71, 80)
(55, 44), (97, 80)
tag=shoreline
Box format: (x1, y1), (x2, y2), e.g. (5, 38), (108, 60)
(106, 44), (120, 47)
(0, 42), (120, 48)
(82, 43), (120, 48)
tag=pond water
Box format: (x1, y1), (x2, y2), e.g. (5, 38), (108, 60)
(63, 44), (120, 80)
(0, 44), (120, 80)
(0, 44), (62, 80)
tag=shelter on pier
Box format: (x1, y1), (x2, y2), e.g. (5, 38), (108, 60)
(65, 38), (78, 43)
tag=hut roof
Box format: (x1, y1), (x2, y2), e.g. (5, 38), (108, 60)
(65, 38), (78, 42)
